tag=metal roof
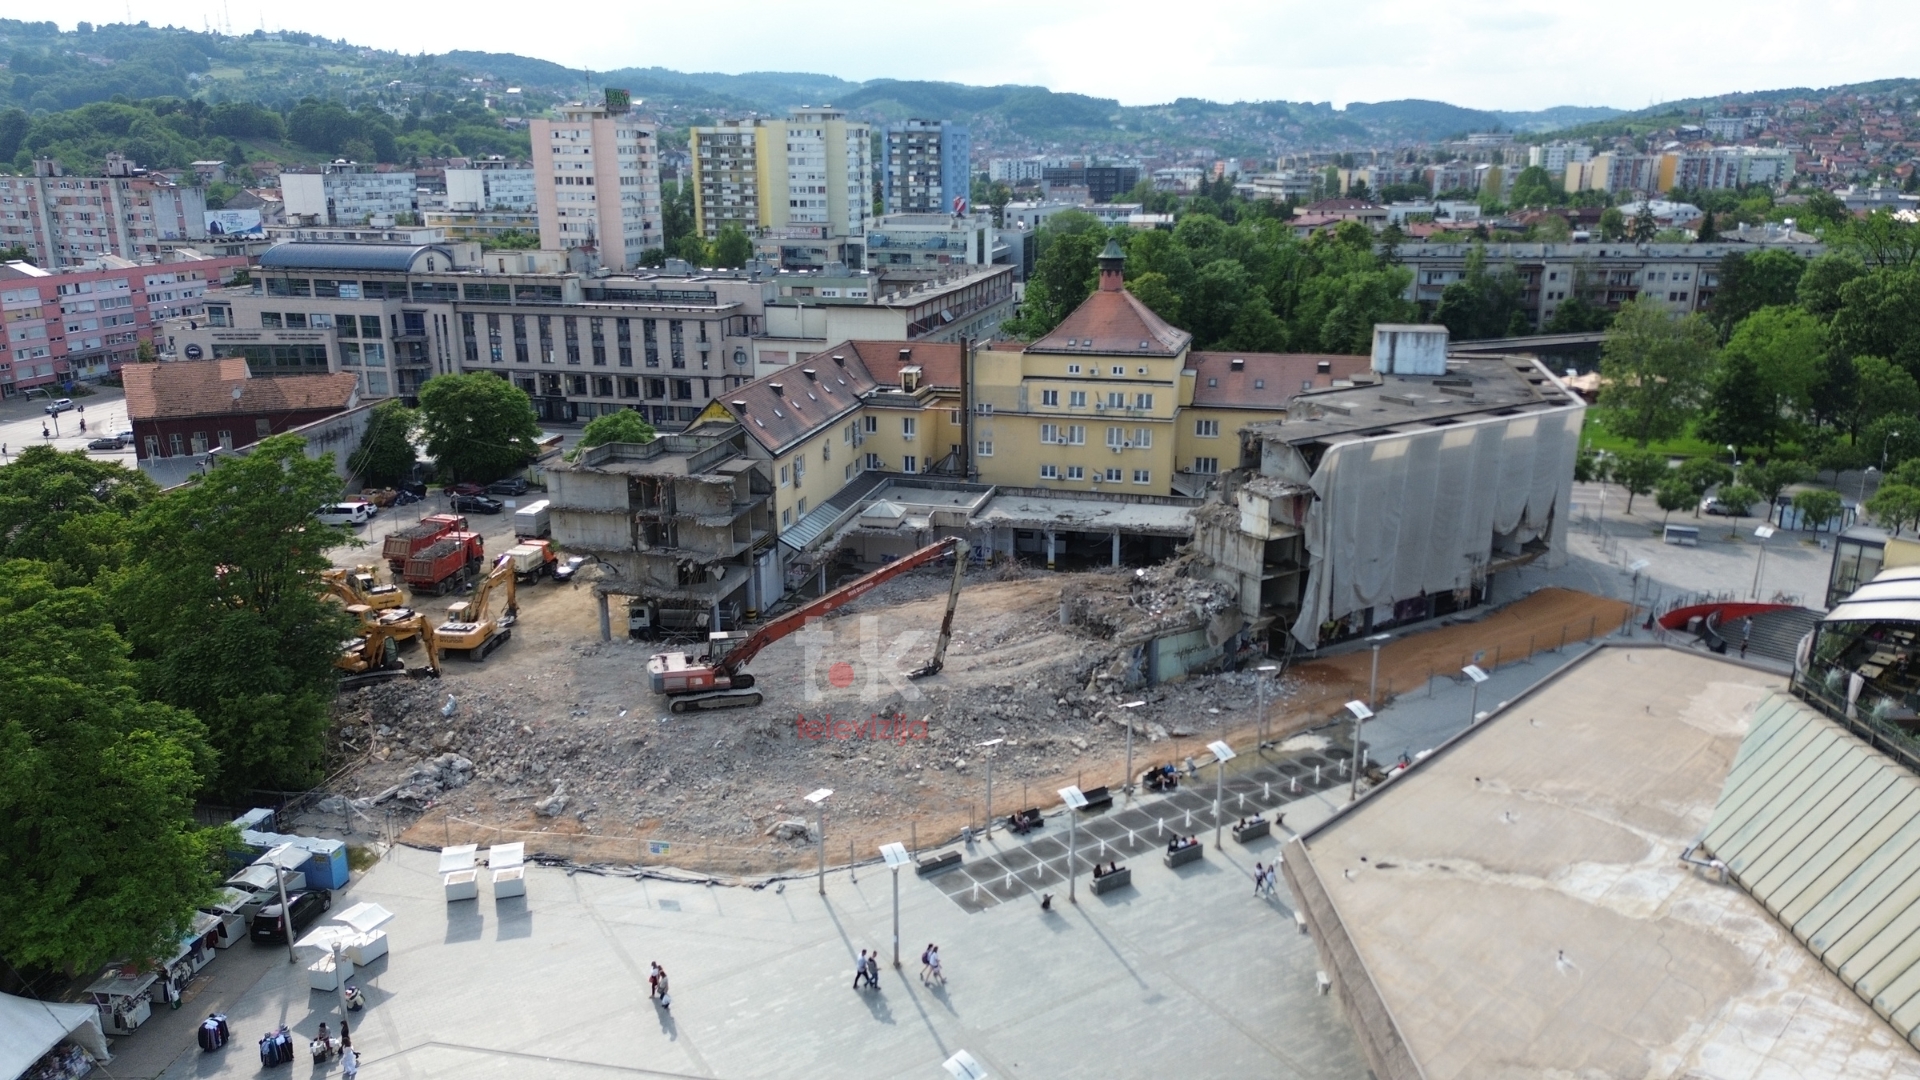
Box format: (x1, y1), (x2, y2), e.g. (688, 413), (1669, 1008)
(1827, 567), (1920, 624)
(258, 243), (451, 272)
(1705, 692), (1920, 1048)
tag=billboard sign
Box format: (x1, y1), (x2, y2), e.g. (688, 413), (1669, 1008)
(204, 208), (263, 237)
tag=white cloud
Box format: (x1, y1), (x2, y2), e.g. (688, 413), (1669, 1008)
(59, 0), (1920, 113)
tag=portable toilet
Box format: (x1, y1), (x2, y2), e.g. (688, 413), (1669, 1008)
(298, 837), (351, 890)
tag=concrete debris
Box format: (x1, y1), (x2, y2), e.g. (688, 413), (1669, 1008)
(766, 819), (810, 841)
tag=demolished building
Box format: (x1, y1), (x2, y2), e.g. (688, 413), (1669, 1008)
(1192, 324), (1583, 652)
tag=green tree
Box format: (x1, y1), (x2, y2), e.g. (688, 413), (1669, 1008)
(1831, 208), (1920, 269)
(1594, 299), (1719, 446)
(670, 232), (710, 266)
(483, 229), (541, 251)
(1718, 483), (1762, 519)
(1611, 449), (1667, 514)
(1433, 244), (1527, 340)
(1676, 457), (1733, 515)
(1696, 210), (1718, 242)
(0, 446), (155, 585)
(660, 180), (695, 251)
(1508, 165), (1559, 208)
(1802, 190), (1851, 229)
(346, 399), (418, 487)
(1005, 230), (1101, 338)
(115, 436), (353, 795)
(416, 373), (542, 483)
(1868, 483), (1920, 535)
(1630, 201), (1659, 243)
(710, 224), (753, 269)
(1863, 417), (1920, 473)
(1792, 488), (1844, 531)
(1831, 268), (1920, 377)
(1655, 475), (1695, 524)
(0, 563), (230, 973)
(1699, 348), (1782, 462)
(1574, 444), (1608, 484)
(1841, 356), (1920, 439)
(1744, 458), (1810, 525)
(1708, 249), (1807, 339)
(1598, 207), (1627, 241)
(1124, 271), (1182, 324)
(573, 409), (656, 455)
(1796, 253), (1865, 319)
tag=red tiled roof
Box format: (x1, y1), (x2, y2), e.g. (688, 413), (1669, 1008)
(1189, 352), (1373, 409)
(123, 359), (359, 422)
(715, 340), (959, 455)
(1027, 288), (1190, 357)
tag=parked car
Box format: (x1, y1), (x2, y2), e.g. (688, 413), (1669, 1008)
(487, 477), (529, 496)
(86, 435), (127, 451)
(553, 554), (591, 583)
(315, 502), (375, 527)
(249, 889), (331, 944)
(44, 398), (74, 415)
(1701, 496), (1745, 517)
(450, 494), (504, 515)
(222, 863), (308, 922)
(443, 481), (486, 497)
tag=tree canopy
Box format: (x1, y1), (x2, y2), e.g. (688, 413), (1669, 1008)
(346, 399), (419, 487)
(1594, 299), (1719, 446)
(574, 409), (657, 456)
(416, 373), (542, 483)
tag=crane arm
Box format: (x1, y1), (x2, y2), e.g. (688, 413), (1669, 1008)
(718, 537), (964, 676)
(909, 538), (968, 679)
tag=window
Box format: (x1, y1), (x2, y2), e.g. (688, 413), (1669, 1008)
(1039, 464), (1058, 479)
(782, 507), (792, 526)
(284, 313), (308, 329)
(616, 318), (632, 366)
(1105, 467), (1122, 482)
(902, 416), (916, 438)
(1195, 457), (1219, 474)
(1106, 426), (1124, 448)
(260, 312), (282, 328)
(1133, 393), (1154, 410)
(1133, 469), (1151, 484)
(669, 320), (686, 367)
(168, 432), (183, 456)
(976, 439), (993, 456)
(255, 418), (271, 438)
(595, 377), (614, 397)
(865, 453), (883, 470)
(564, 318), (581, 364)
(642, 319), (659, 366)
(1066, 425), (1085, 445)
(1253, 379), (1264, 389)
(779, 464), (790, 486)
(902, 455), (917, 474)
(1107, 392), (1125, 408)
(590, 317), (606, 365)
(1041, 389), (1059, 407)
(864, 415), (878, 434)
(512, 315), (529, 362)
(191, 431), (208, 454)
(1196, 419), (1220, 437)
(821, 439), (831, 462)
(568, 375), (588, 395)
(217, 429), (233, 451)
(143, 435), (159, 457)
(1066, 465), (1084, 480)
(645, 378), (666, 398)
(1132, 428), (1152, 449)
(1067, 364), (1081, 374)
(1111, 365), (1124, 375)
(538, 316), (554, 363)
(1069, 390), (1087, 408)
(360, 315), (382, 338)
(620, 377), (640, 398)
(672, 379), (692, 400)
(487, 314), (503, 363)
(974, 403), (994, 415)
(1042, 423), (1061, 444)
(797, 497), (808, 515)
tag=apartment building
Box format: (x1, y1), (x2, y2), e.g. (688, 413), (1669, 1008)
(1393, 240), (1824, 327)
(883, 119), (971, 215)
(178, 241), (766, 423)
(0, 249), (245, 396)
(865, 213), (994, 270)
(1527, 141), (1594, 175)
(688, 107), (871, 268)
(532, 94), (663, 270)
(0, 155), (210, 269)
(280, 161), (419, 226)
(988, 157), (1045, 183)
(1041, 162), (1140, 204)
(443, 158), (537, 212)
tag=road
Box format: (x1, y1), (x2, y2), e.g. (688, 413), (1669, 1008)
(0, 385), (135, 466)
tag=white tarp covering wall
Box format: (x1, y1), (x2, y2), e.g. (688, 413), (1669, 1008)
(1290, 404), (1582, 649)
(0, 992), (110, 1078)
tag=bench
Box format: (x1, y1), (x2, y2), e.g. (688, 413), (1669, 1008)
(915, 850), (963, 877)
(1232, 818), (1271, 843)
(1163, 843), (1205, 868)
(1089, 865), (1132, 895)
(1006, 808), (1045, 835)
(1079, 785), (1114, 812)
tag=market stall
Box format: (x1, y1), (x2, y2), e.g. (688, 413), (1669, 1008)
(81, 968), (154, 1037)
(199, 887), (251, 948)
(332, 901), (395, 964)
(0, 992), (111, 1080)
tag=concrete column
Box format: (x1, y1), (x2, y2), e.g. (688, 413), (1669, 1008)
(1046, 529), (1056, 570)
(745, 556), (760, 620)
(1111, 530), (1121, 567)
(817, 563), (828, 597)
(596, 591), (611, 642)
(712, 598), (722, 633)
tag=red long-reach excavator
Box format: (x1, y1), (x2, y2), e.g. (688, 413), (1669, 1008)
(647, 537), (967, 713)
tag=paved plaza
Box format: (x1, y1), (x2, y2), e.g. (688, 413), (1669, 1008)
(154, 783), (1369, 1080)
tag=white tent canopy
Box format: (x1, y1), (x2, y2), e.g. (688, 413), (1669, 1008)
(0, 992), (109, 1079)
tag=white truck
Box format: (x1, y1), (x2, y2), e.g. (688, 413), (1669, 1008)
(513, 499), (550, 539)
(503, 539), (559, 582)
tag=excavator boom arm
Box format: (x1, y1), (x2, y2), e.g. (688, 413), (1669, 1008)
(718, 537), (964, 676)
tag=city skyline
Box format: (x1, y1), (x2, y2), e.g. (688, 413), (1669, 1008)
(46, 0), (1920, 115)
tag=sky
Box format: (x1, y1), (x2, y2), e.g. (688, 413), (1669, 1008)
(51, 0), (1920, 113)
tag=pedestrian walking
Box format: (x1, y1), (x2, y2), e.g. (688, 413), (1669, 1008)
(656, 969), (671, 1010)
(341, 1047), (358, 1080)
(339, 1021), (350, 1053)
(864, 951), (880, 990)
(1253, 862), (1266, 896)
(1264, 868), (1278, 898)
(1184, 755), (1197, 778)
(1740, 616), (1753, 658)
(853, 949), (870, 989)
(920, 944), (934, 983)
(648, 961), (663, 1000)
(40, 425), (48, 439)
(928, 945), (944, 986)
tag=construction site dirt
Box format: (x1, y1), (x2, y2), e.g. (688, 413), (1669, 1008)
(324, 531), (1630, 877)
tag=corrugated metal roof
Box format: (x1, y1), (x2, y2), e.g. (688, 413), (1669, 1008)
(259, 243), (449, 272)
(1706, 692), (1920, 1046)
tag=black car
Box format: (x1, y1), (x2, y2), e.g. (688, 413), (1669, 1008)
(86, 436), (127, 450)
(450, 494), (505, 514)
(249, 889), (331, 944)
(486, 477), (529, 496)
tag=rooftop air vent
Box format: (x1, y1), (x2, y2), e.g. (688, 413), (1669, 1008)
(802, 368), (817, 381)
(769, 382), (783, 394)
(831, 354), (845, 365)
(1230, 358), (1245, 371)
(1316, 360), (1332, 375)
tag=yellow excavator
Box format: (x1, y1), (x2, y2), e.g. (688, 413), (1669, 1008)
(323, 566), (410, 612)
(436, 561), (518, 662)
(337, 613), (441, 690)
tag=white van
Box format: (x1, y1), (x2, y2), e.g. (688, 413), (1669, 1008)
(315, 502), (374, 527)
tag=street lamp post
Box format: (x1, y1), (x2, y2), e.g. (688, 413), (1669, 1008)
(1463, 663), (1489, 724)
(977, 739), (1003, 837)
(1059, 786), (1089, 903)
(1208, 740), (1236, 848)
(1751, 525), (1776, 601)
(1861, 466), (1879, 514)
(1117, 701), (1145, 794)
(804, 788), (832, 895)
(1344, 701), (1373, 802)
(1365, 634), (1391, 709)
(879, 843), (910, 968)
(1255, 666), (1277, 749)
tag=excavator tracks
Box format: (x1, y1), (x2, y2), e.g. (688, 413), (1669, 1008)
(668, 689), (764, 713)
